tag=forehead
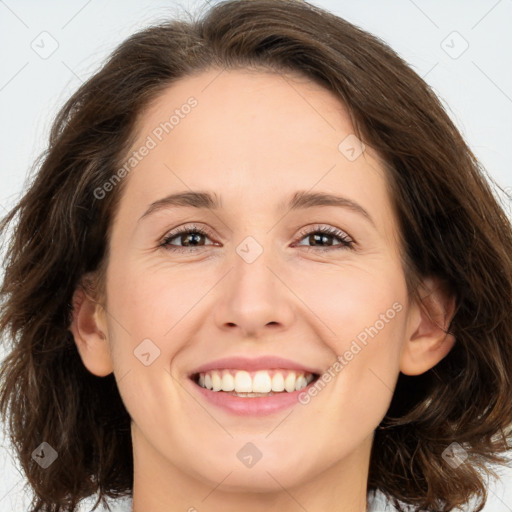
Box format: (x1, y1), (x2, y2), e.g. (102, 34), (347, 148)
(117, 68), (393, 234)
(137, 67), (356, 163)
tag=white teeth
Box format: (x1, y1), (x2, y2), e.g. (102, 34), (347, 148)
(295, 375), (307, 391)
(252, 371), (272, 393)
(284, 371), (297, 392)
(211, 371), (222, 391)
(271, 373), (285, 392)
(221, 372), (235, 391)
(196, 369), (315, 394)
(234, 370), (252, 392)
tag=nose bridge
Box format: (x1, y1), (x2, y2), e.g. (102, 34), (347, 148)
(213, 233), (294, 336)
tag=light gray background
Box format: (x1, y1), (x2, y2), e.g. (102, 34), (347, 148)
(0, 1), (511, 511)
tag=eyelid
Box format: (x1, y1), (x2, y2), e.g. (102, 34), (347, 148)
(294, 224), (353, 243)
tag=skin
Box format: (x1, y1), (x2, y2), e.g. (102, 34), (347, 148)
(70, 68), (456, 512)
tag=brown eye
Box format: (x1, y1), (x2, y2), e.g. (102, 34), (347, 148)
(160, 225), (215, 253)
(294, 225), (355, 251)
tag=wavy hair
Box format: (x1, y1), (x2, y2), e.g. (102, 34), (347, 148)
(1, 1), (511, 511)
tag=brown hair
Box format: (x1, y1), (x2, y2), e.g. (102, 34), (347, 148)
(1, 1), (511, 511)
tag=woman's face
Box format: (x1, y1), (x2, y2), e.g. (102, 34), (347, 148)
(73, 68), (450, 507)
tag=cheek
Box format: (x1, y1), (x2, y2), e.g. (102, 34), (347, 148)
(288, 256), (407, 348)
(106, 255), (200, 339)
(334, 312), (405, 413)
(292, 259), (407, 418)
(103, 270), (188, 427)
(103, 260), (194, 405)
(297, 306), (406, 457)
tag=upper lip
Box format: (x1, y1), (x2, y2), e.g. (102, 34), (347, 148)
(189, 356), (322, 377)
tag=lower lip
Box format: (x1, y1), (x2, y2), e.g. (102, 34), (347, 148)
(189, 377), (318, 416)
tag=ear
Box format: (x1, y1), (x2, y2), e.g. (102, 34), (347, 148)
(69, 273), (113, 377)
(400, 276), (457, 376)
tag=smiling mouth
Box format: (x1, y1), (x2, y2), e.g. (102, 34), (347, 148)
(190, 368), (321, 397)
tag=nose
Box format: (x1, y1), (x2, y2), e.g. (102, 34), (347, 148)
(213, 244), (295, 339)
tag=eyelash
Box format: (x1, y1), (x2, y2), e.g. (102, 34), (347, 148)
(159, 224), (355, 253)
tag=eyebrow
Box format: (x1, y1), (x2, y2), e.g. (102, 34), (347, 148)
(137, 190), (375, 227)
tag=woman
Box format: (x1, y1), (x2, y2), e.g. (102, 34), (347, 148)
(0, 0), (511, 511)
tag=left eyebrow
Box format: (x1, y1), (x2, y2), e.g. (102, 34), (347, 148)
(138, 190), (375, 228)
(283, 190), (375, 227)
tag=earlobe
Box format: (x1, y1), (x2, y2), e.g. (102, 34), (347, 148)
(400, 277), (457, 376)
(69, 279), (113, 377)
